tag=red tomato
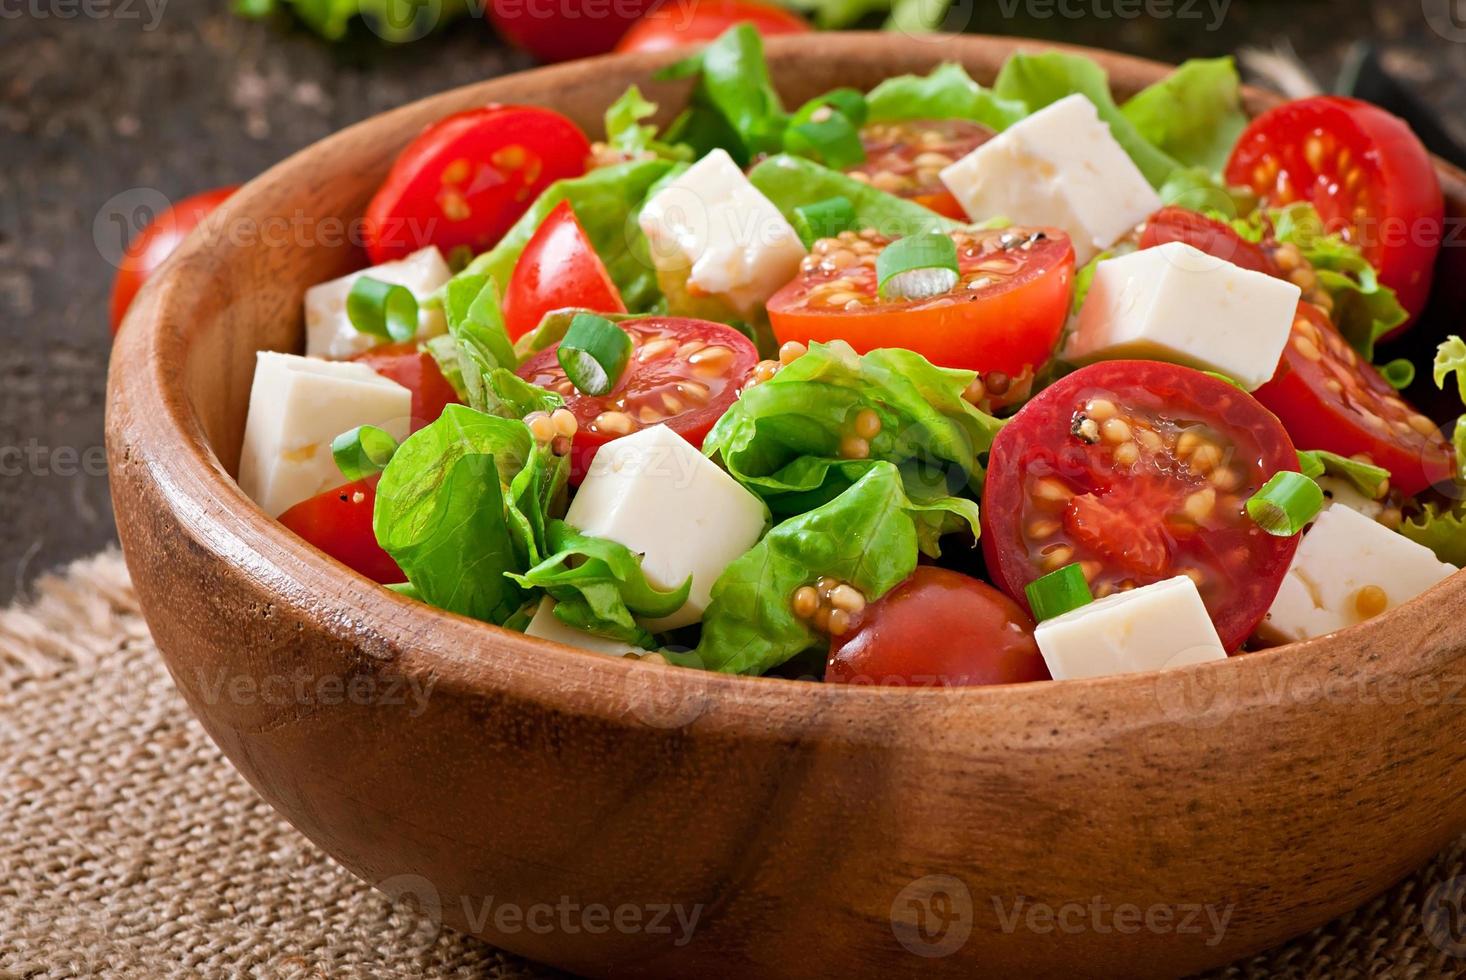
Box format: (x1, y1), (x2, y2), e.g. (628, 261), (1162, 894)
(1225, 96), (1443, 328)
(487, 0), (653, 62)
(364, 106), (590, 265)
(615, 1), (810, 54)
(1253, 302), (1454, 497)
(825, 567), (1049, 687)
(1138, 206), (1282, 278)
(502, 201), (626, 341)
(981, 361), (1301, 651)
(517, 317), (756, 482)
(109, 186), (237, 334)
(278, 479), (405, 585)
(767, 227), (1074, 408)
(847, 119), (993, 221)
(350, 342), (462, 431)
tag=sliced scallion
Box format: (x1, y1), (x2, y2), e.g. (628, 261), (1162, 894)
(876, 232), (959, 300)
(558, 313), (633, 396)
(346, 276), (419, 343)
(1246, 471), (1324, 536)
(331, 424), (399, 482)
(1379, 358), (1416, 390)
(1025, 564), (1094, 622)
(792, 196), (858, 249)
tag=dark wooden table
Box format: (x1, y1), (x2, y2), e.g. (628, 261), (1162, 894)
(2, 0), (1462, 602)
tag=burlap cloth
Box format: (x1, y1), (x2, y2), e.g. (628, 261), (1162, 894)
(1, 552), (1462, 979)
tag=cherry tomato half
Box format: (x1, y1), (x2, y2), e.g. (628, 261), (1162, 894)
(278, 479), (405, 585)
(1225, 96), (1443, 329)
(364, 106), (590, 265)
(767, 226), (1074, 408)
(109, 186), (237, 334)
(350, 342), (462, 432)
(1253, 302), (1454, 497)
(981, 361), (1301, 652)
(847, 119), (992, 221)
(615, 1), (810, 54)
(1138, 206), (1282, 278)
(502, 201), (627, 341)
(518, 316), (757, 482)
(825, 567), (1049, 687)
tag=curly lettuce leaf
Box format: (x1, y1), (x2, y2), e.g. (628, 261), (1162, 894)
(864, 62), (1026, 130)
(748, 154), (960, 239)
(1119, 57), (1248, 175)
(1401, 502), (1466, 567)
(673, 462), (972, 675)
(658, 24), (787, 165)
(508, 521), (692, 648)
(603, 85), (693, 162)
(1431, 336), (1466, 483)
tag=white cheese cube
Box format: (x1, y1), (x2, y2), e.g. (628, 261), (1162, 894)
(304, 246), (451, 360)
(1034, 576), (1227, 680)
(564, 424), (767, 631)
(238, 352), (411, 517)
(1257, 504), (1456, 645)
(638, 148), (806, 319)
(1065, 241), (1301, 390)
(939, 93), (1161, 264)
(1316, 476), (1384, 521)
(524, 598), (642, 657)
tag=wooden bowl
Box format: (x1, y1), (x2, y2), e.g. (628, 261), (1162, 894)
(106, 33), (1466, 979)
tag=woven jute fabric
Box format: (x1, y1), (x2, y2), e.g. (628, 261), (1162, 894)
(1, 552), (1462, 979)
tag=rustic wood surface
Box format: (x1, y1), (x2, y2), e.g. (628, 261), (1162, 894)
(105, 34), (1466, 979)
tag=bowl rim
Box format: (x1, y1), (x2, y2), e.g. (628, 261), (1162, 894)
(107, 31), (1466, 738)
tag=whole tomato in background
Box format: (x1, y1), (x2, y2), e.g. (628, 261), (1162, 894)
(486, 0), (656, 62)
(614, 0), (810, 53)
(109, 186), (237, 334)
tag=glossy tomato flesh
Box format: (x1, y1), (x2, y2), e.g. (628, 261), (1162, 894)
(615, 1), (810, 54)
(767, 226), (1073, 404)
(278, 479), (404, 585)
(1225, 95), (1443, 328)
(1252, 302), (1454, 497)
(825, 567), (1049, 687)
(848, 118), (993, 221)
(109, 186), (237, 334)
(502, 200), (626, 341)
(517, 317), (757, 482)
(350, 342), (462, 432)
(981, 361), (1301, 651)
(364, 106), (590, 265)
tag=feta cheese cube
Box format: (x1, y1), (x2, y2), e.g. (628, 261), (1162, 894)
(939, 93), (1161, 264)
(524, 598), (642, 657)
(638, 148), (806, 320)
(238, 352), (412, 517)
(1316, 475), (1384, 521)
(1034, 576), (1227, 680)
(1065, 241), (1301, 390)
(304, 246), (451, 360)
(564, 424), (767, 631)
(1257, 504), (1456, 645)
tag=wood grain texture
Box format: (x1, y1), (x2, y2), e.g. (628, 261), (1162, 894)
(105, 33), (1466, 979)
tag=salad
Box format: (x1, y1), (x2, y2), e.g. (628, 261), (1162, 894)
(235, 26), (1466, 687)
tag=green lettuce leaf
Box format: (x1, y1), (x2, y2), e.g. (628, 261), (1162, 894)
(1296, 449), (1390, 498)
(603, 85), (692, 162)
(422, 334), (469, 401)
(864, 62), (1026, 130)
(374, 405), (568, 624)
(675, 462), (973, 675)
(1401, 502), (1466, 567)
(453, 159), (681, 315)
(702, 341), (997, 552)
(234, 0), (471, 41)
(1119, 57), (1248, 174)
(1432, 335), (1466, 483)
(993, 51), (1180, 188)
(658, 24), (787, 165)
(748, 154), (961, 239)
(508, 521), (692, 648)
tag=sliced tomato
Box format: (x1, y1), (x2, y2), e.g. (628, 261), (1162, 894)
(767, 226), (1073, 407)
(109, 186), (237, 334)
(279, 479), (405, 585)
(364, 106), (590, 265)
(614, 1), (810, 54)
(350, 342), (462, 431)
(1138, 206), (1282, 278)
(1253, 301), (1453, 497)
(1224, 96), (1443, 328)
(517, 317), (757, 482)
(981, 361), (1301, 651)
(502, 201), (626, 341)
(825, 567), (1049, 687)
(847, 119), (992, 220)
